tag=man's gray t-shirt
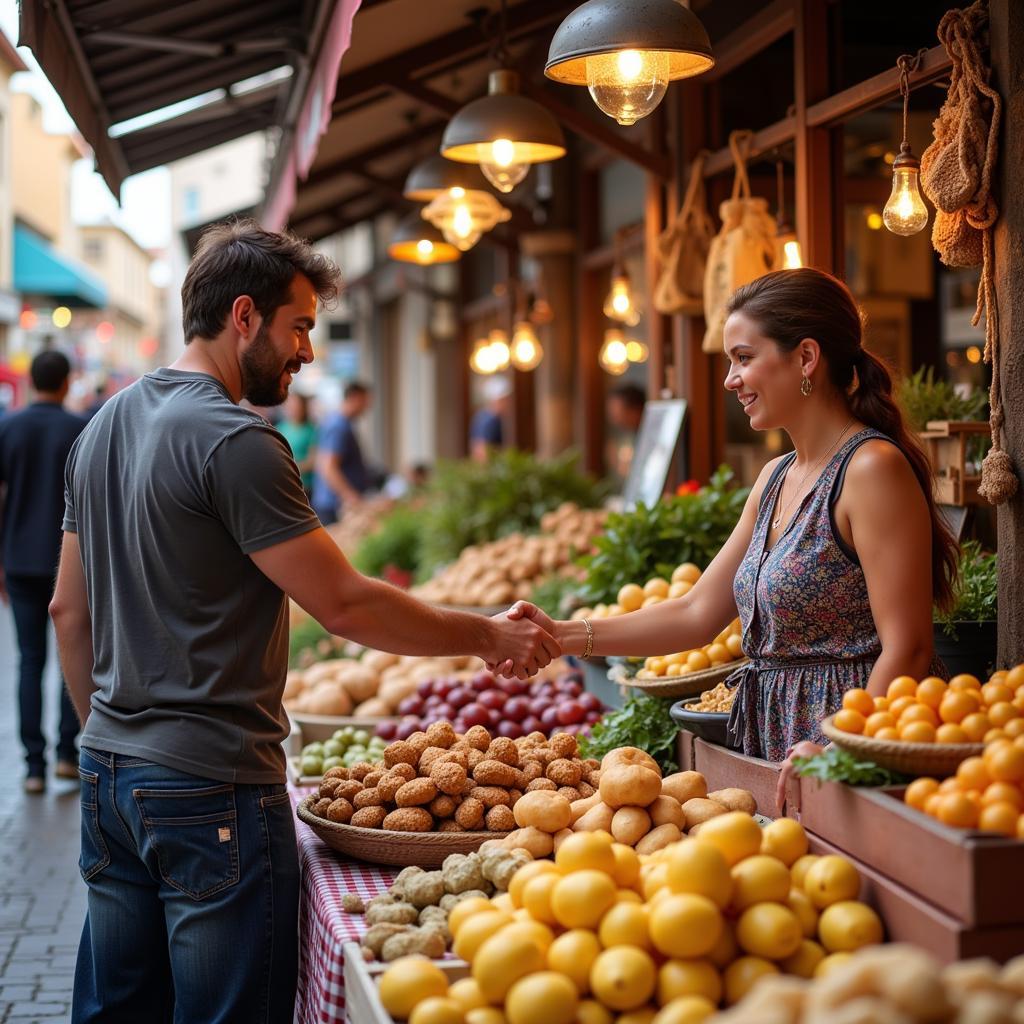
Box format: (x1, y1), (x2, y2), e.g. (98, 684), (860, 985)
(63, 368), (320, 783)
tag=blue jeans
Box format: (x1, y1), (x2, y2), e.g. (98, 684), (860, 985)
(72, 748), (299, 1024)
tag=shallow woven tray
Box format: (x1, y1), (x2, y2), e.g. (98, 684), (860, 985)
(821, 714), (983, 777)
(626, 659), (748, 699)
(296, 795), (510, 867)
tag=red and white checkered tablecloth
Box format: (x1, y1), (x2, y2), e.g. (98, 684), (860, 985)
(290, 785), (399, 1024)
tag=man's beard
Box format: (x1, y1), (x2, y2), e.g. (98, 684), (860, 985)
(240, 322), (299, 406)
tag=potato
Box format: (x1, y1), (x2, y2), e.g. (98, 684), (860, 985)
(635, 823), (682, 856)
(378, 678), (420, 710)
(707, 788), (757, 815)
(502, 826), (554, 858)
(512, 791), (572, 833)
(682, 798), (729, 830)
(599, 765), (662, 809)
(648, 795), (685, 829)
(353, 697), (391, 717)
(302, 681), (354, 717)
(600, 747), (661, 775)
(336, 664), (379, 703)
(362, 650), (401, 673)
(661, 771), (708, 805)
(570, 792), (603, 822)
(573, 802), (615, 833)
(611, 806), (652, 846)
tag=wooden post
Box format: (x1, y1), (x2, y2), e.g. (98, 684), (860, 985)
(645, 105), (670, 400)
(989, 0), (1024, 667)
(577, 168), (605, 475)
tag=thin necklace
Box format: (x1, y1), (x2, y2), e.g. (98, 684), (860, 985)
(772, 418), (855, 529)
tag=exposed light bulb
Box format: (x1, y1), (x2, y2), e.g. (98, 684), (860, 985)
(603, 273), (641, 326)
(480, 137), (531, 193)
(415, 239), (434, 261)
(487, 329), (511, 372)
(471, 337), (497, 374)
(883, 159), (928, 236)
(599, 329), (630, 375)
(625, 339), (649, 363)
(510, 321), (543, 371)
(423, 188), (510, 252)
(585, 50), (669, 126)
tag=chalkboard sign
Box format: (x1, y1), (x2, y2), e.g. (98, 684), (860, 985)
(622, 399), (688, 509)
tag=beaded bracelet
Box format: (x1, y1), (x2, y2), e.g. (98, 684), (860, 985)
(582, 617), (594, 660)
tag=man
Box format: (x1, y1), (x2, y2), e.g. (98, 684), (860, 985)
(51, 220), (557, 1023)
(0, 350), (84, 793)
(311, 380), (372, 524)
(469, 375), (510, 462)
(606, 382), (646, 482)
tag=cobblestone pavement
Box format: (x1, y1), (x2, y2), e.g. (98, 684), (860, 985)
(0, 603), (85, 1023)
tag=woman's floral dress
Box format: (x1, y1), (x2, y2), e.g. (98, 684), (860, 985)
(725, 428), (932, 761)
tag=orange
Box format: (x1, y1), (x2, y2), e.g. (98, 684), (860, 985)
(875, 727), (900, 741)
(960, 712), (992, 742)
(936, 724), (970, 744)
(915, 677), (947, 709)
(408, 997), (466, 1024)
(864, 712), (896, 737)
(656, 960), (722, 1006)
(556, 831), (617, 876)
(449, 897), (499, 938)
(817, 901), (884, 953)
(522, 872), (562, 926)
(1004, 718), (1024, 739)
(904, 777), (940, 811)
(982, 682), (1014, 707)
(706, 918), (739, 969)
(939, 776), (964, 794)
(803, 856), (861, 908)
(1006, 665), (1024, 688)
(574, 1001), (614, 1024)
(1015, 735), (1024, 751)
(957, 756), (991, 791)
(598, 902), (652, 951)
(379, 959), (450, 1020)
(779, 939), (827, 979)
(1018, 814), (1024, 840)
(924, 793), (944, 817)
(937, 792), (979, 829)
(650, 996), (716, 1024)
(648, 895), (723, 959)
(505, 972), (579, 1024)
(984, 738), (1015, 765)
(888, 696), (918, 720)
(842, 689), (876, 717)
(728, 856), (792, 912)
(981, 782), (1024, 809)
(900, 704), (938, 727)
(899, 721), (936, 744)
(589, 947), (657, 1012)
(988, 670), (1008, 684)
(790, 855), (819, 890)
(735, 903), (803, 960)
(759, 818), (809, 867)
(978, 801), (1020, 837)
(873, 696), (891, 712)
(985, 744), (1024, 783)
(985, 729), (1009, 744)
(786, 888), (819, 938)
(547, 929), (603, 995)
(509, 860), (561, 908)
(722, 957), (778, 1005)
(989, 702), (1020, 729)
(949, 674), (982, 692)
(939, 691), (980, 724)
(887, 676), (918, 700)
(833, 709), (866, 734)
(666, 841), (733, 908)
(693, 812), (763, 867)
(452, 911), (515, 961)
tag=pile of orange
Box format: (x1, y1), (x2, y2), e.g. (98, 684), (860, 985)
(833, 663), (1024, 746)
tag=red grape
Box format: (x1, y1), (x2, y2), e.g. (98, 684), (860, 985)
(397, 695), (424, 717)
(521, 715), (542, 735)
(585, 710), (603, 724)
(471, 670), (497, 691)
(395, 718), (420, 740)
(376, 720), (398, 740)
(540, 707), (561, 731)
(435, 703), (456, 721)
(417, 680), (434, 699)
(497, 720), (524, 739)
(578, 693), (603, 713)
(479, 690), (506, 711)
(461, 703), (490, 728)
(505, 697), (531, 722)
(448, 687), (472, 709)
(557, 702), (585, 726)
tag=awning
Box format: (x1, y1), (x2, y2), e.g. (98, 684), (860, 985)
(17, 0), (357, 200)
(14, 225), (108, 308)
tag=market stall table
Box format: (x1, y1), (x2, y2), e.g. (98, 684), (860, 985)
(290, 786), (398, 1024)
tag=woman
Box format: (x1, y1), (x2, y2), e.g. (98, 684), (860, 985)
(505, 268), (958, 763)
(278, 392), (317, 497)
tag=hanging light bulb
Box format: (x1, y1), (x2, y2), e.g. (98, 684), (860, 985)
(510, 320), (543, 371)
(599, 328), (630, 375)
(603, 270), (641, 326)
(487, 328), (511, 372)
(546, 0), (714, 125)
(883, 52), (929, 236)
(773, 157), (803, 269)
(422, 187), (511, 252)
(625, 339), (648, 363)
(470, 336), (498, 374)
(387, 213), (460, 265)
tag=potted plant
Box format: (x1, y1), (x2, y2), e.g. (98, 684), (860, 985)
(934, 541), (997, 680)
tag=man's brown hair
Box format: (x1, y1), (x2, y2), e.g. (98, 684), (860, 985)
(181, 219), (341, 342)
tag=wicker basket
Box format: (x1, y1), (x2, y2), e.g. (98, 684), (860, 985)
(821, 715), (983, 777)
(626, 659), (748, 699)
(296, 795), (510, 867)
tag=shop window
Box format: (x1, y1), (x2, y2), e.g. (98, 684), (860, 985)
(183, 186), (200, 220)
(83, 237), (104, 262)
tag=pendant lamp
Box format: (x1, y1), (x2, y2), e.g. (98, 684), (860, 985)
(773, 158), (803, 269)
(387, 214), (460, 265)
(599, 328), (630, 375)
(402, 155), (491, 202)
(422, 187), (511, 252)
(545, 0), (714, 126)
(883, 52), (929, 236)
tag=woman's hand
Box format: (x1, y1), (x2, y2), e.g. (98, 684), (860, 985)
(775, 740), (823, 814)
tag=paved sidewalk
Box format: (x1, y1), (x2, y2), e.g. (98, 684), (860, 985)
(0, 603), (85, 1023)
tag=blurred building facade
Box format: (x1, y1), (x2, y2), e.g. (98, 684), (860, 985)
(0, 37), (27, 365)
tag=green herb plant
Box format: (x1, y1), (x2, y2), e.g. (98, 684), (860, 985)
(898, 366), (987, 430)
(934, 540), (997, 638)
(792, 746), (910, 787)
(526, 574), (585, 619)
(353, 504), (423, 579)
(289, 617), (329, 668)
(579, 694), (679, 774)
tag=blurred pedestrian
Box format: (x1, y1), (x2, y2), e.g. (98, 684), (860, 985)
(0, 350), (84, 793)
(469, 376), (511, 462)
(277, 391), (317, 496)
(311, 380), (372, 524)
(606, 382), (646, 481)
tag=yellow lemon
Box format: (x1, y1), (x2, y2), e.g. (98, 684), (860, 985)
(616, 1009), (658, 1024)
(817, 901), (884, 953)
(617, 889), (644, 904)
(379, 957), (449, 1019)
(547, 929), (602, 995)
(814, 952), (854, 978)
(490, 893), (514, 914)
(522, 872), (561, 926)
(729, 855), (792, 912)
(618, 583), (646, 612)
(409, 998), (464, 1024)
(508, 860), (561, 908)
(722, 956), (779, 1005)
(759, 818), (809, 866)
(598, 902), (651, 950)
(803, 856), (861, 909)
(589, 947), (657, 1012)
(648, 894), (723, 959)
(556, 831), (617, 876)
(576, 999), (614, 1024)
(642, 862), (670, 901)
(656, 959), (722, 1005)
(665, 840), (732, 909)
(505, 971), (578, 1024)
(448, 897), (500, 938)
(611, 843), (642, 888)
(735, 903), (803, 960)
(790, 854), (819, 890)
(472, 925), (546, 1004)
(452, 910), (513, 961)
(706, 919), (739, 969)
(778, 939), (827, 978)
(786, 888), (819, 938)
(507, 919), (555, 952)
(551, 870), (618, 930)
(644, 578), (671, 598)
(448, 977), (487, 1013)
(672, 563), (701, 584)
(465, 1011), (505, 1024)
(693, 812), (763, 866)
(652, 996), (716, 1024)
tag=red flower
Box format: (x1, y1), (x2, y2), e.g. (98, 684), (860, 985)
(676, 479), (701, 496)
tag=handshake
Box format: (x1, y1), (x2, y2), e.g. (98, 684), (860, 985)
(484, 601), (563, 680)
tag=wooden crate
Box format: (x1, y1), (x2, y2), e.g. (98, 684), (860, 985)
(789, 778), (1024, 927)
(691, 739), (783, 817)
(917, 420), (990, 506)
(676, 729), (696, 772)
(289, 713), (395, 746)
(343, 943), (468, 1024)
(807, 833), (1024, 963)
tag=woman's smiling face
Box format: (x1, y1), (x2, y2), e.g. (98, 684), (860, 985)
(723, 310), (805, 430)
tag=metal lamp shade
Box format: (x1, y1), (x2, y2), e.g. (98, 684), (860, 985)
(387, 215), (460, 265)
(545, 0), (714, 85)
(441, 70), (566, 164)
(402, 156), (491, 202)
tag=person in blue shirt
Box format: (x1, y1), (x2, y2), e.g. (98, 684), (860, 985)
(469, 376), (511, 462)
(0, 351), (85, 792)
(311, 380), (372, 524)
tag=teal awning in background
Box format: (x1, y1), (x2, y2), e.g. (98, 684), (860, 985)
(14, 224), (107, 308)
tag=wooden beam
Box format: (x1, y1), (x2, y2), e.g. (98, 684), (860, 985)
(645, 106), (669, 403)
(349, 168), (409, 205)
(576, 167), (605, 475)
(703, 117), (796, 176)
(702, 0), (795, 83)
(392, 78), (461, 118)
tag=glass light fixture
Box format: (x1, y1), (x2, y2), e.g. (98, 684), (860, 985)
(422, 187), (511, 252)
(603, 270), (641, 326)
(387, 213), (460, 265)
(441, 70), (566, 194)
(599, 328), (630, 375)
(883, 52), (929, 236)
(510, 320), (543, 371)
(546, 0), (714, 125)
(402, 155), (490, 201)
(625, 339), (648, 363)
(487, 328), (511, 372)
(773, 157), (803, 269)
(470, 336), (498, 374)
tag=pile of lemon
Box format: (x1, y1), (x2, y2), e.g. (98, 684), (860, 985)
(572, 563), (703, 623)
(833, 664), (1024, 746)
(636, 619), (744, 681)
(377, 815), (884, 1024)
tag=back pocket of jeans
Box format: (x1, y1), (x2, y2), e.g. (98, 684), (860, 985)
(78, 768), (110, 882)
(134, 784), (239, 900)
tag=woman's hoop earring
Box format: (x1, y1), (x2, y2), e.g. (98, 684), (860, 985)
(800, 375), (813, 397)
